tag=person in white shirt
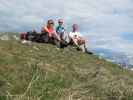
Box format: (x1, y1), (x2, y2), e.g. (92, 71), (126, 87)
(69, 24), (86, 52)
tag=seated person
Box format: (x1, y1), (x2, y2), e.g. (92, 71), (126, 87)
(27, 30), (38, 41)
(41, 19), (61, 47)
(56, 19), (70, 48)
(69, 24), (86, 52)
(20, 29), (38, 44)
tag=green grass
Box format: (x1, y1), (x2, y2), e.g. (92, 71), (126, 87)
(0, 40), (133, 100)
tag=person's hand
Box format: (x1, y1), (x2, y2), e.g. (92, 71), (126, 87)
(48, 33), (52, 37)
(54, 32), (61, 41)
(57, 36), (61, 41)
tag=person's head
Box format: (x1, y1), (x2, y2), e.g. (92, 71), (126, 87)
(47, 19), (54, 28)
(58, 19), (64, 26)
(72, 24), (78, 32)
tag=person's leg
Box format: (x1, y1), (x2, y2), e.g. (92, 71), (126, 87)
(79, 43), (87, 52)
(81, 39), (88, 52)
(41, 33), (49, 43)
(36, 34), (41, 42)
(73, 38), (79, 46)
(76, 38), (86, 52)
(54, 39), (61, 48)
(51, 33), (61, 48)
(27, 34), (34, 41)
(60, 40), (69, 48)
(69, 39), (74, 45)
(52, 33), (61, 41)
(63, 32), (71, 47)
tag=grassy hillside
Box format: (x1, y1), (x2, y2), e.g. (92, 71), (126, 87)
(0, 40), (133, 100)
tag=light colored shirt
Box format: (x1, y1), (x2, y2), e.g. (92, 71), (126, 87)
(69, 32), (82, 39)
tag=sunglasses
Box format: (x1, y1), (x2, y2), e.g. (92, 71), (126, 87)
(49, 23), (54, 25)
(59, 22), (63, 23)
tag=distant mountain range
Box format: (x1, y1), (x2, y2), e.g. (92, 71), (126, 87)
(91, 48), (133, 69)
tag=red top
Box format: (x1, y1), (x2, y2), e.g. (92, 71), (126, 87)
(42, 26), (55, 37)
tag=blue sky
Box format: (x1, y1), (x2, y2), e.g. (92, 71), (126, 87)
(0, 0), (133, 58)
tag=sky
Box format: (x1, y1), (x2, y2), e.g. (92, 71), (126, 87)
(0, 0), (133, 32)
(0, 0), (133, 62)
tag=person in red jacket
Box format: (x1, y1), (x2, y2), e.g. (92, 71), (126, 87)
(41, 19), (61, 47)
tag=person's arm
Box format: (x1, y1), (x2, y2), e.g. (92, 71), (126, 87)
(44, 27), (50, 33)
(77, 32), (86, 45)
(41, 26), (49, 33)
(72, 38), (78, 45)
(56, 26), (59, 33)
(69, 32), (79, 46)
(42, 27), (53, 37)
(53, 31), (61, 41)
